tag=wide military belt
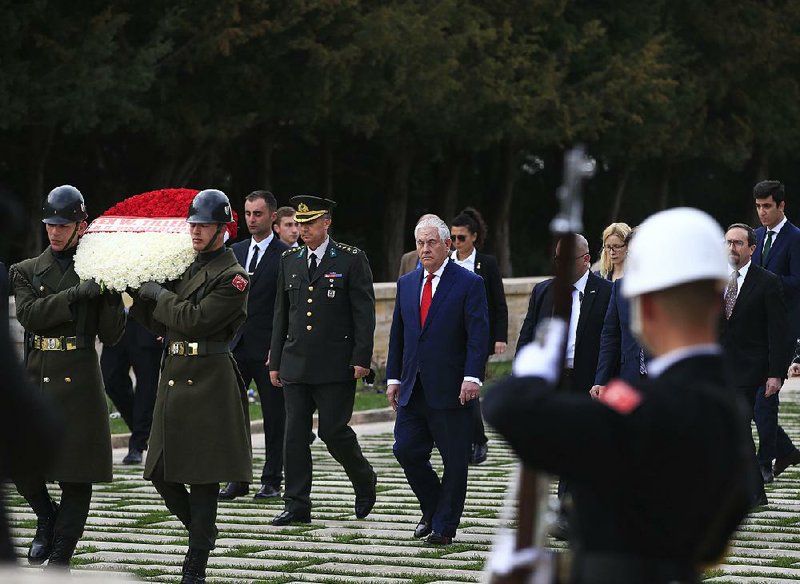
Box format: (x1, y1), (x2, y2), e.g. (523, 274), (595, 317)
(168, 340), (230, 356)
(29, 335), (92, 351)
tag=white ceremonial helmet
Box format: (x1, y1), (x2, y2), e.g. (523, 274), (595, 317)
(622, 207), (728, 299)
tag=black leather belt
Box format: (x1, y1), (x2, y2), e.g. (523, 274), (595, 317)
(571, 553), (699, 584)
(29, 335), (92, 351)
(168, 340), (230, 356)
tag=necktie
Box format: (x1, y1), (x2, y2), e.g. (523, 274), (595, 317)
(762, 230), (775, 265)
(308, 253), (318, 279)
(420, 273), (434, 326)
(724, 270), (739, 319)
(639, 348), (647, 376)
(248, 245), (259, 274)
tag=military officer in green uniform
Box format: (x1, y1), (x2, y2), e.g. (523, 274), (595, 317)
(10, 185), (125, 569)
(270, 195), (377, 526)
(130, 189), (252, 584)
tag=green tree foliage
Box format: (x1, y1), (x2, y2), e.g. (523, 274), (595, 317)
(1, 0), (799, 275)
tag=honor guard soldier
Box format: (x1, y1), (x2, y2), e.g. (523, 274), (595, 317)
(129, 189), (252, 584)
(485, 208), (757, 584)
(269, 195), (377, 526)
(10, 185), (125, 569)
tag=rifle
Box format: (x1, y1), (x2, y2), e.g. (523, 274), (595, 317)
(484, 146), (595, 584)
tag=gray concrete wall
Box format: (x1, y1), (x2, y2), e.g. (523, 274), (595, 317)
(8, 276), (547, 368)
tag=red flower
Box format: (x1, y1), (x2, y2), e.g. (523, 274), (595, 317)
(103, 188), (238, 239)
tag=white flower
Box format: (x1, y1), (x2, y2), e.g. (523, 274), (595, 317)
(74, 232), (195, 291)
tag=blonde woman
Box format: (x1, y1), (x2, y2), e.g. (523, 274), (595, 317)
(598, 222), (632, 281)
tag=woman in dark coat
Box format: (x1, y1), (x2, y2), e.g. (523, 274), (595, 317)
(449, 208), (508, 465)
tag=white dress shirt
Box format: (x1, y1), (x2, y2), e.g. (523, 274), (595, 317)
(565, 269), (589, 369)
(727, 260), (750, 300)
(388, 258), (482, 387)
(307, 237), (330, 269)
(764, 216), (788, 253)
(450, 248), (476, 272)
(244, 233), (274, 274)
(647, 344), (721, 378)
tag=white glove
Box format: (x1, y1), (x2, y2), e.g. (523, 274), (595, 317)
(512, 318), (567, 385)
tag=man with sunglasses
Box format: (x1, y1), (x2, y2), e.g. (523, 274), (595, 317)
(516, 233), (612, 539)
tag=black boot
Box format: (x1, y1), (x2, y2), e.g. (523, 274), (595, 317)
(46, 535), (78, 569)
(28, 500), (58, 565)
(181, 548), (209, 583)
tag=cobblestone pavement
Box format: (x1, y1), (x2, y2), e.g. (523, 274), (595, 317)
(7, 387), (800, 583)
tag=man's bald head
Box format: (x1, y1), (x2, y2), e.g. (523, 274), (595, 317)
(555, 233), (591, 280)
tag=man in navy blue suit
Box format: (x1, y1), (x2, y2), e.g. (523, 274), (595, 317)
(386, 216), (489, 546)
(592, 278), (646, 391)
(751, 180), (800, 479)
(218, 190), (289, 501)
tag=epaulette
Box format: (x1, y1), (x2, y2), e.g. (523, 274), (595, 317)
(282, 246), (303, 257)
(334, 242), (360, 254)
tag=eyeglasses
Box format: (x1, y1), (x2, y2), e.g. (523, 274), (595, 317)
(725, 239), (747, 248)
(603, 244), (627, 252)
(450, 234), (468, 242)
(554, 253), (589, 263)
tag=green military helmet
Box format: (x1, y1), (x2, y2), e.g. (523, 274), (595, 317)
(42, 185), (88, 225)
(187, 189), (233, 224)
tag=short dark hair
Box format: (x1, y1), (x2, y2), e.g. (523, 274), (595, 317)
(274, 206), (295, 225)
(727, 222), (756, 247)
(753, 180), (785, 204)
(245, 190), (277, 211)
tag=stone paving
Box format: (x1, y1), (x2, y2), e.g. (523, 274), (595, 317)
(7, 388), (800, 583)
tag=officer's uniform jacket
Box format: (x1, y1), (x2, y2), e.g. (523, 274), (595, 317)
(270, 239), (375, 384)
(130, 248), (252, 484)
(10, 248), (125, 483)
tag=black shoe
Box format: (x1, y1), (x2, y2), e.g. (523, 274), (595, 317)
(218, 481), (249, 500)
(181, 548), (209, 583)
(424, 532), (452, 546)
(354, 471), (377, 519)
(774, 449), (800, 477)
(28, 501), (58, 565)
(309, 431), (317, 445)
(271, 510), (311, 526)
(469, 442), (488, 465)
(549, 515), (569, 541)
(122, 447), (143, 465)
(413, 515), (433, 539)
(46, 535), (78, 569)
(254, 484), (281, 500)
(751, 491), (769, 508)
(761, 464), (775, 484)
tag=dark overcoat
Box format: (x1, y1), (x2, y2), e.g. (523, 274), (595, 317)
(10, 248), (125, 483)
(130, 248), (252, 484)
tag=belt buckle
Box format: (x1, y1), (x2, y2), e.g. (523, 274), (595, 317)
(46, 337), (62, 351)
(176, 342), (185, 356)
(187, 342), (199, 356)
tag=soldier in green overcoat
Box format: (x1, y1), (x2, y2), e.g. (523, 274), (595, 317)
(10, 185), (125, 569)
(129, 189), (251, 584)
(269, 195), (377, 527)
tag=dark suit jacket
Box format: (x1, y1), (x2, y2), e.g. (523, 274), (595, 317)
(518, 271), (613, 394)
(719, 263), (788, 386)
(231, 236), (288, 361)
(595, 278), (645, 385)
(474, 252), (508, 351)
(753, 220), (800, 337)
(387, 261), (489, 409)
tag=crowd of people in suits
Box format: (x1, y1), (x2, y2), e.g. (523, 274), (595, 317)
(5, 176), (800, 583)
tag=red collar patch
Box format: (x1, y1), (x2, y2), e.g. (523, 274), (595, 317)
(232, 274), (248, 292)
(598, 380), (643, 415)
